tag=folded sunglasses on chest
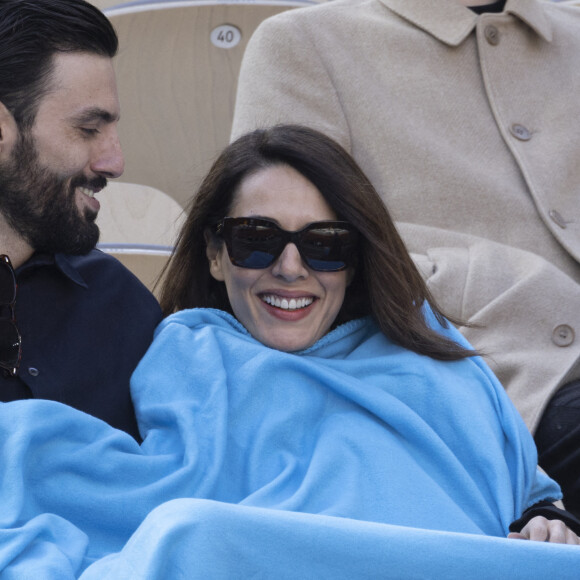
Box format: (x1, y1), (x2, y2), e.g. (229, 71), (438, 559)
(214, 217), (358, 272)
(0, 255), (22, 377)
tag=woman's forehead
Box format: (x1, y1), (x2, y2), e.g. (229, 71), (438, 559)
(230, 164), (336, 228)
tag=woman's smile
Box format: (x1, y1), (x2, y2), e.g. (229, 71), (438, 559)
(258, 291), (317, 323)
(259, 292), (316, 311)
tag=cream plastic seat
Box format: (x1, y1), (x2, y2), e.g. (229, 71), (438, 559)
(96, 181), (185, 295)
(96, 181), (185, 246)
(104, 0), (314, 209)
(97, 243), (173, 298)
(89, 0), (126, 10)
(92, 0), (325, 12)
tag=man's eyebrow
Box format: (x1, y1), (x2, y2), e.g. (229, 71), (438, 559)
(71, 107), (119, 124)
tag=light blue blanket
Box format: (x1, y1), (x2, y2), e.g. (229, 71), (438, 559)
(0, 308), (578, 578)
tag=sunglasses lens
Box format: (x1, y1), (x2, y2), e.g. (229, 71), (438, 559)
(221, 219), (357, 272)
(228, 222), (280, 269)
(300, 226), (356, 271)
(0, 260), (16, 305)
(0, 319), (21, 371)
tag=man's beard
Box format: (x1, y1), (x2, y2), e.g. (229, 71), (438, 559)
(0, 129), (106, 255)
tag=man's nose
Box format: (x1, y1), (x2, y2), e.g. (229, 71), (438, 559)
(90, 130), (124, 178)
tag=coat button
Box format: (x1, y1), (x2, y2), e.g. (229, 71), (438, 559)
(552, 325), (575, 347)
(549, 210), (568, 229)
(28, 367), (39, 377)
(484, 25), (500, 45)
(510, 124), (532, 141)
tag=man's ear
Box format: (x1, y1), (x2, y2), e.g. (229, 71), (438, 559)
(0, 101), (18, 157)
(204, 228), (226, 282)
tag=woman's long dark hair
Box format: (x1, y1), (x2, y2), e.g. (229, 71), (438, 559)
(159, 125), (474, 361)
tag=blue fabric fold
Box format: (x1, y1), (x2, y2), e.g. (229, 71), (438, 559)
(0, 307), (577, 578)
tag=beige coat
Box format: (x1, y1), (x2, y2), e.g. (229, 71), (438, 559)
(231, 0), (580, 432)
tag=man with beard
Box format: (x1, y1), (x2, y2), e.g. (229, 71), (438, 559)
(0, 0), (162, 440)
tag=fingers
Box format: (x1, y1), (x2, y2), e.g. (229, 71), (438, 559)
(508, 516), (580, 545)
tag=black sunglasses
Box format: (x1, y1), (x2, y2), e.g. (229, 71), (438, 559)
(214, 217), (358, 272)
(0, 255), (21, 377)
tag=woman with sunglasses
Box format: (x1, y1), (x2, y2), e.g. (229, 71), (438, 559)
(1, 125), (580, 578)
(159, 126), (471, 361)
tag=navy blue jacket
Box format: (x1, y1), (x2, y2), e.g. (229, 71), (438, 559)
(1, 250), (163, 440)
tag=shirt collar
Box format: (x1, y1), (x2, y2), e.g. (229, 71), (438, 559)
(377, 0), (552, 46)
(16, 252), (88, 288)
(54, 253), (88, 288)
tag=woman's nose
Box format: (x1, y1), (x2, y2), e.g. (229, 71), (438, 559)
(271, 243), (309, 281)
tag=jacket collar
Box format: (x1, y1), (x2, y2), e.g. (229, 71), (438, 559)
(16, 252), (88, 288)
(54, 253), (88, 288)
(378, 0), (552, 46)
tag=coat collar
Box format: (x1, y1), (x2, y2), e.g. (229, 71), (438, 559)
(16, 252), (88, 288)
(377, 0), (552, 46)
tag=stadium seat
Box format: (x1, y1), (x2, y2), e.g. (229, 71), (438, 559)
(97, 242), (173, 297)
(96, 181), (184, 294)
(104, 1), (315, 209)
(96, 181), (184, 246)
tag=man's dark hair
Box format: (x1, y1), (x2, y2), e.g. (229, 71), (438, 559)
(0, 0), (118, 130)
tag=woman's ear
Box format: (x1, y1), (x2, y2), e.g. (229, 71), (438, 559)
(204, 228), (225, 282)
(346, 266), (356, 287)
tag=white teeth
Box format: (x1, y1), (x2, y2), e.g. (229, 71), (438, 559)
(78, 187), (95, 198)
(261, 295), (314, 310)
